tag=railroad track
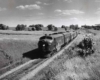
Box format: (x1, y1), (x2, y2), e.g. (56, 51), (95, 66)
(0, 34), (84, 80)
(0, 59), (45, 80)
(0, 44), (67, 80)
(20, 34), (85, 80)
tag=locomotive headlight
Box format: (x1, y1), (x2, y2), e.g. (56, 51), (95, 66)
(43, 44), (45, 46)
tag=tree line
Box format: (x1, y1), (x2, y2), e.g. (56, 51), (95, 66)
(0, 24), (58, 31)
(81, 24), (100, 30)
(1, 23), (100, 31)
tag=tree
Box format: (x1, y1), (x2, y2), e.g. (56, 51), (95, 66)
(94, 24), (100, 30)
(70, 24), (79, 30)
(36, 24), (44, 28)
(0, 24), (9, 30)
(54, 27), (58, 31)
(28, 27), (35, 31)
(47, 24), (55, 31)
(28, 25), (36, 31)
(61, 25), (68, 31)
(61, 25), (66, 28)
(15, 24), (26, 31)
(81, 25), (89, 29)
(28, 24), (43, 31)
(35, 24), (42, 30)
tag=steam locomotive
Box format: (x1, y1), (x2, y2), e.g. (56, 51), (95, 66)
(38, 31), (78, 56)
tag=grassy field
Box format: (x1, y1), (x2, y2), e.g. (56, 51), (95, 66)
(31, 30), (100, 80)
(1, 29), (100, 80)
(0, 30), (60, 73)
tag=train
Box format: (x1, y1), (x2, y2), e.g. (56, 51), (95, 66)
(38, 31), (78, 57)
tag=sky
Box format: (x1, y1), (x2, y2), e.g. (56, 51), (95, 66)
(0, 0), (100, 27)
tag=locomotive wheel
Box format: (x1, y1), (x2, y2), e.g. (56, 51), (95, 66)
(46, 54), (51, 58)
(46, 51), (54, 58)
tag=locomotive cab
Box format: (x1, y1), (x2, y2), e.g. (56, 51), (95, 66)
(38, 34), (54, 54)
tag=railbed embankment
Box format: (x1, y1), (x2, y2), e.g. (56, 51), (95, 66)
(20, 34), (85, 80)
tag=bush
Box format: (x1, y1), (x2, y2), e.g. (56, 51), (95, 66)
(77, 37), (95, 57)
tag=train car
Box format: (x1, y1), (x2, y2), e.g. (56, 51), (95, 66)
(70, 31), (77, 40)
(73, 31), (77, 38)
(51, 33), (65, 51)
(38, 31), (78, 57)
(62, 32), (71, 44)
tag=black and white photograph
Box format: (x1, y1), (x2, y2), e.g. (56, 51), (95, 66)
(0, 0), (100, 80)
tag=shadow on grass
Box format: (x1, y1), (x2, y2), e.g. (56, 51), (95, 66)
(23, 48), (45, 59)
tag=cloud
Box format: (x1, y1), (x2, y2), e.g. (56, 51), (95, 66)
(55, 9), (84, 15)
(55, 9), (62, 12)
(35, 1), (50, 6)
(95, 11), (100, 14)
(64, 0), (72, 3)
(35, 1), (49, 5)
(70, 17), (78, 20)
(0, 7), (6, 11)
(38, 13), (44, 15)
(57, 0), (72, 3)
(43, 3), (49, 5)
(36, 1), (42, 4)
(16, 4), (41, 10)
